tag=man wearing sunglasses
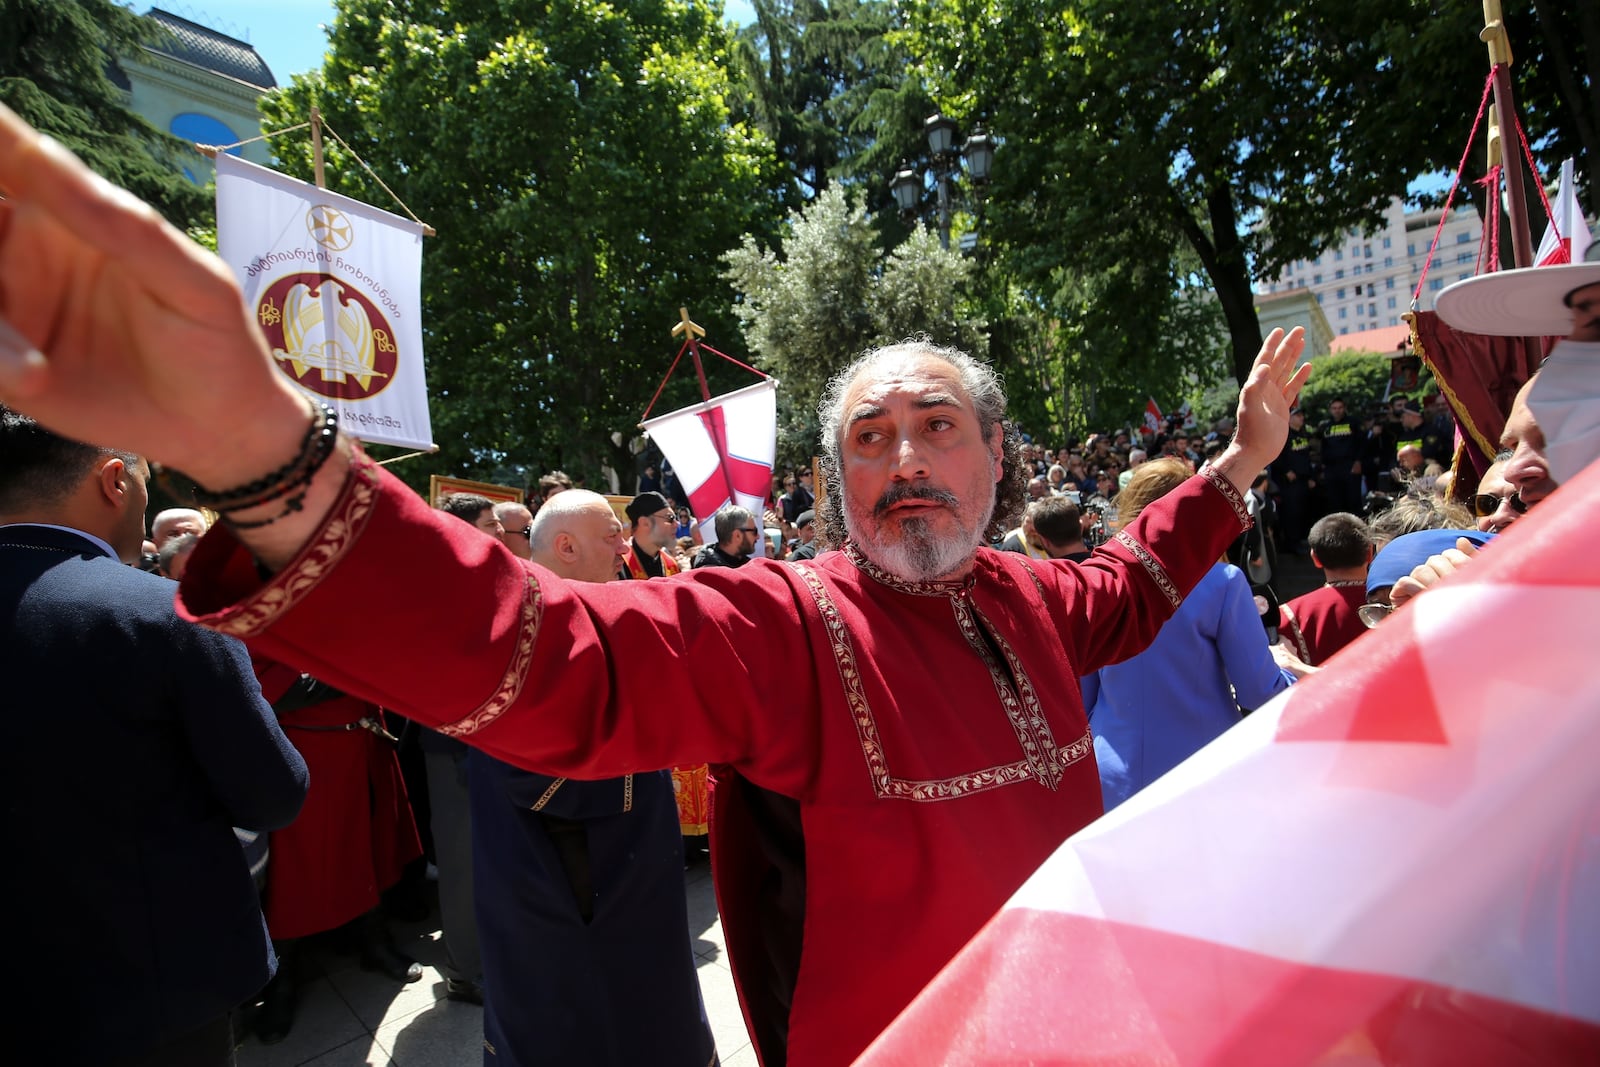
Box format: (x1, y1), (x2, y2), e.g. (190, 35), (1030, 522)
(495, 500), (535, 561)
(619, 491), (681, 580)
(690, 505), (758, 569)
(1470, 455), (1528, 535)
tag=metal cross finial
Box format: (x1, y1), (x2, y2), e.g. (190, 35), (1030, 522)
(672, 307), (705, 340)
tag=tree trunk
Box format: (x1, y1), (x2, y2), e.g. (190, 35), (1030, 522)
(1172, 184), (1264, 386)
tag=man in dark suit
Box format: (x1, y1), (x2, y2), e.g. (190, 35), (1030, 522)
(470, 490), (717, 1066)
(0, 408), (308, 1066)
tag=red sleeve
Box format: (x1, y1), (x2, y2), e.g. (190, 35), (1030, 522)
(1029, 464), (1252, 672)
(177, 451), (822, 796)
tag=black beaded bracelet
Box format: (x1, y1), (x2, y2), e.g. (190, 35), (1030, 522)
(189, 400), (339, 510)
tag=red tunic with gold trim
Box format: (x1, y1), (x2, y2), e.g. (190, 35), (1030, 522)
(618, 541), (708, 835)
(1278, 580), (1368, 666)
(252, 657), (422, 940)
(177, 455), (1250, 1066)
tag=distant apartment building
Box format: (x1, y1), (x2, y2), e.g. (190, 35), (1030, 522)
(111, 8), (278, 181)
(1257, 198), (1491, 338)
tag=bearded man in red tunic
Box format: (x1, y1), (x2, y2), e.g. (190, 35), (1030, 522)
(0, 103), (1310, 1067)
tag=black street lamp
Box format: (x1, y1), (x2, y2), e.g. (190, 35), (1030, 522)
(890, 113), (996, 251)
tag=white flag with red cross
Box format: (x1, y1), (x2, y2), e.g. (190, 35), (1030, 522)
(858, 458), (1600, 1066)
(642, 379), (777, 554)
(1536, 159), (1593, 267)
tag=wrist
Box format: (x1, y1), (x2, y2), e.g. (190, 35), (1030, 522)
(1210, 445), (1267, 495)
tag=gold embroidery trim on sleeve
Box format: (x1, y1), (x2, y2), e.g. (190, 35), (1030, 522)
(1198, 463), (1253, 528)
(213, 450), (381, 638)
(1113, 530), (1183, 609)
(530, 777), (566, 812)
(438, 574), (544, 737)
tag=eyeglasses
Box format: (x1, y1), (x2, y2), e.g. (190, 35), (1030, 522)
(1470, 492), (1528, 519)
(519, 524), (532, 539)
(1357, 602), (1393, 629)
(740, 527), (758, 535)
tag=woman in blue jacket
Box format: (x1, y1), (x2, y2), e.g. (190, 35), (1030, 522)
(1085, 458), (1300, 811)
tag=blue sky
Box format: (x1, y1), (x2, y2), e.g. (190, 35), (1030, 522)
(152, 1), (754, 83)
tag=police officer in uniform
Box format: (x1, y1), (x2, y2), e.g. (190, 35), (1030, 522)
(1318, 397), (1364, 516)
(1271, 407), (1315, 552)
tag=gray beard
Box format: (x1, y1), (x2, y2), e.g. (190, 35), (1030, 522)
(843, 497), (989, 583)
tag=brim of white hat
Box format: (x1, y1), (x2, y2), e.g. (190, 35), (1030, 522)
(1434, 263), (1600, 336)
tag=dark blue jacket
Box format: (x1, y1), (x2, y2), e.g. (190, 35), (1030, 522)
(469, 754), (716, 1066)
(0, 525), (308, 1062)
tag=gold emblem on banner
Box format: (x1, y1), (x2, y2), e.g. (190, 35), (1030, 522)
(254, 272), (399, 401)
(306, 204), (354, 251)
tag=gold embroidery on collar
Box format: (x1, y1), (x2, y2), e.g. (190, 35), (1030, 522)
(842, 541), (972, 597)
(794, 563), (1088, 802)
(439, 574), (543, 737)
(1113, 529), (1183, 608)
(958, 599), (1064, 791)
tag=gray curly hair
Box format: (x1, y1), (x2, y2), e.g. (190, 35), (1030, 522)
(814, 339), (1026, 549)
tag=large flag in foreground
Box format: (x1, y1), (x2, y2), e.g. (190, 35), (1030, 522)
(642, 379), (777, 550)
(860, 460), (1600, 1066)
(216, 154), (433, 450)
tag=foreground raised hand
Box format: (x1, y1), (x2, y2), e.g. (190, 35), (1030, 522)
(1212, 326), (1313, 495)
(0, 102), (313, 489)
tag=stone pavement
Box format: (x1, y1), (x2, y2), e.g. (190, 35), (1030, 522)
(236, 861), (754, 1067)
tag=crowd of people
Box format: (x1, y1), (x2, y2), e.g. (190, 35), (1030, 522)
(2, 100), (1595, 1067)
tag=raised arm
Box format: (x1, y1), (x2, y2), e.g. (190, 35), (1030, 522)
(0, 103), (342, 569)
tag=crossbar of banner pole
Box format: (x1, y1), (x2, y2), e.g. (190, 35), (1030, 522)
(375, 448), (440, 467)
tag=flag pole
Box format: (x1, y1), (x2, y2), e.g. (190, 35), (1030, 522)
(310, 105), (327, 190)
(1480, 0), (1534, 268)
(671, 307), (743, 521)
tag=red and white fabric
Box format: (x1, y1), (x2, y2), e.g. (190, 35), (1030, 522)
(641, 379), (776, 554)
(1537, 159), (1593, 267)
(1144, 398), (1164, 435)
(860, 459), (1600, 1066)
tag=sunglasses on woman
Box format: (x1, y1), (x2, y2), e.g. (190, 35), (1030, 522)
(1469, 492), (1528, 519)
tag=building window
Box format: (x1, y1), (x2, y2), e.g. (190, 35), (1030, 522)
(1384, 256), (1393, 267)
(1337, 287), (1346, 299)
(1316, 293), (1324, 304)
(1430, 278), (1444, 291)
(1388, 296), (1397, 309)
(1313, 256), (1322, 266)
(1364, 244), (1372, 257)
(1369, 303), (1377, 317)
(1335, 268), (1345, 279)
(1459, 273), (1470, 281)
(1335, 249), (1343, 261)
(1356, 305), (1364, 317)
(1408, 243), (1416, 256)
(1340, 327), (1349, 335)
(1383, 236), (1392, 249)
(1338, 307), (1348, 319)
(1313, 274), (1323, 284)
(1386, 277), (1395, 290)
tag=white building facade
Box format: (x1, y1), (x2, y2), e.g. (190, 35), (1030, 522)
(1258, 198), (1492, 337)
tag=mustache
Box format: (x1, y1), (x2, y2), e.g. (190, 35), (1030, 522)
(874, 483), (960, 517)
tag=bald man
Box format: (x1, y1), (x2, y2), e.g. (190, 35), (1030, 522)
(468, 491), (717, 1067)
(150, 507), (206, 548)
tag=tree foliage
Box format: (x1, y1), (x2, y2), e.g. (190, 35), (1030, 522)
(722, 184), (985, 466)
(260, 0), (779, 492)
(0, 0), (209, 229)
(902, 0), (1514, 386)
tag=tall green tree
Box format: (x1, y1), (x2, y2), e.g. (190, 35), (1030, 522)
(1, 0), (208, 228)
(904, 0), (1517, 385)
(260, 0), (778, 490)
(722, 184), (985, 466)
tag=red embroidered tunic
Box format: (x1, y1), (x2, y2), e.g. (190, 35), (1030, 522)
(1279, 581), (1369, 666)
(177, 455), (1250, 1065)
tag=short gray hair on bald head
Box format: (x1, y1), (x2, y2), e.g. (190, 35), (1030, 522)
(527, 489), (611, 554)
(814, 338), (1025, 548)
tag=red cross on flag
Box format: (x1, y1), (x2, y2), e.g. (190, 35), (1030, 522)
(642, 379), (777, 553)
(859, 458), (1600, 1065)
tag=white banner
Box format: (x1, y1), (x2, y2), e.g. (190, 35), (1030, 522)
(642, 378), (777, 554)
(215, 154), (433, 450)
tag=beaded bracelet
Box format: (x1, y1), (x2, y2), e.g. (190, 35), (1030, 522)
(189, 399), (340, 511)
